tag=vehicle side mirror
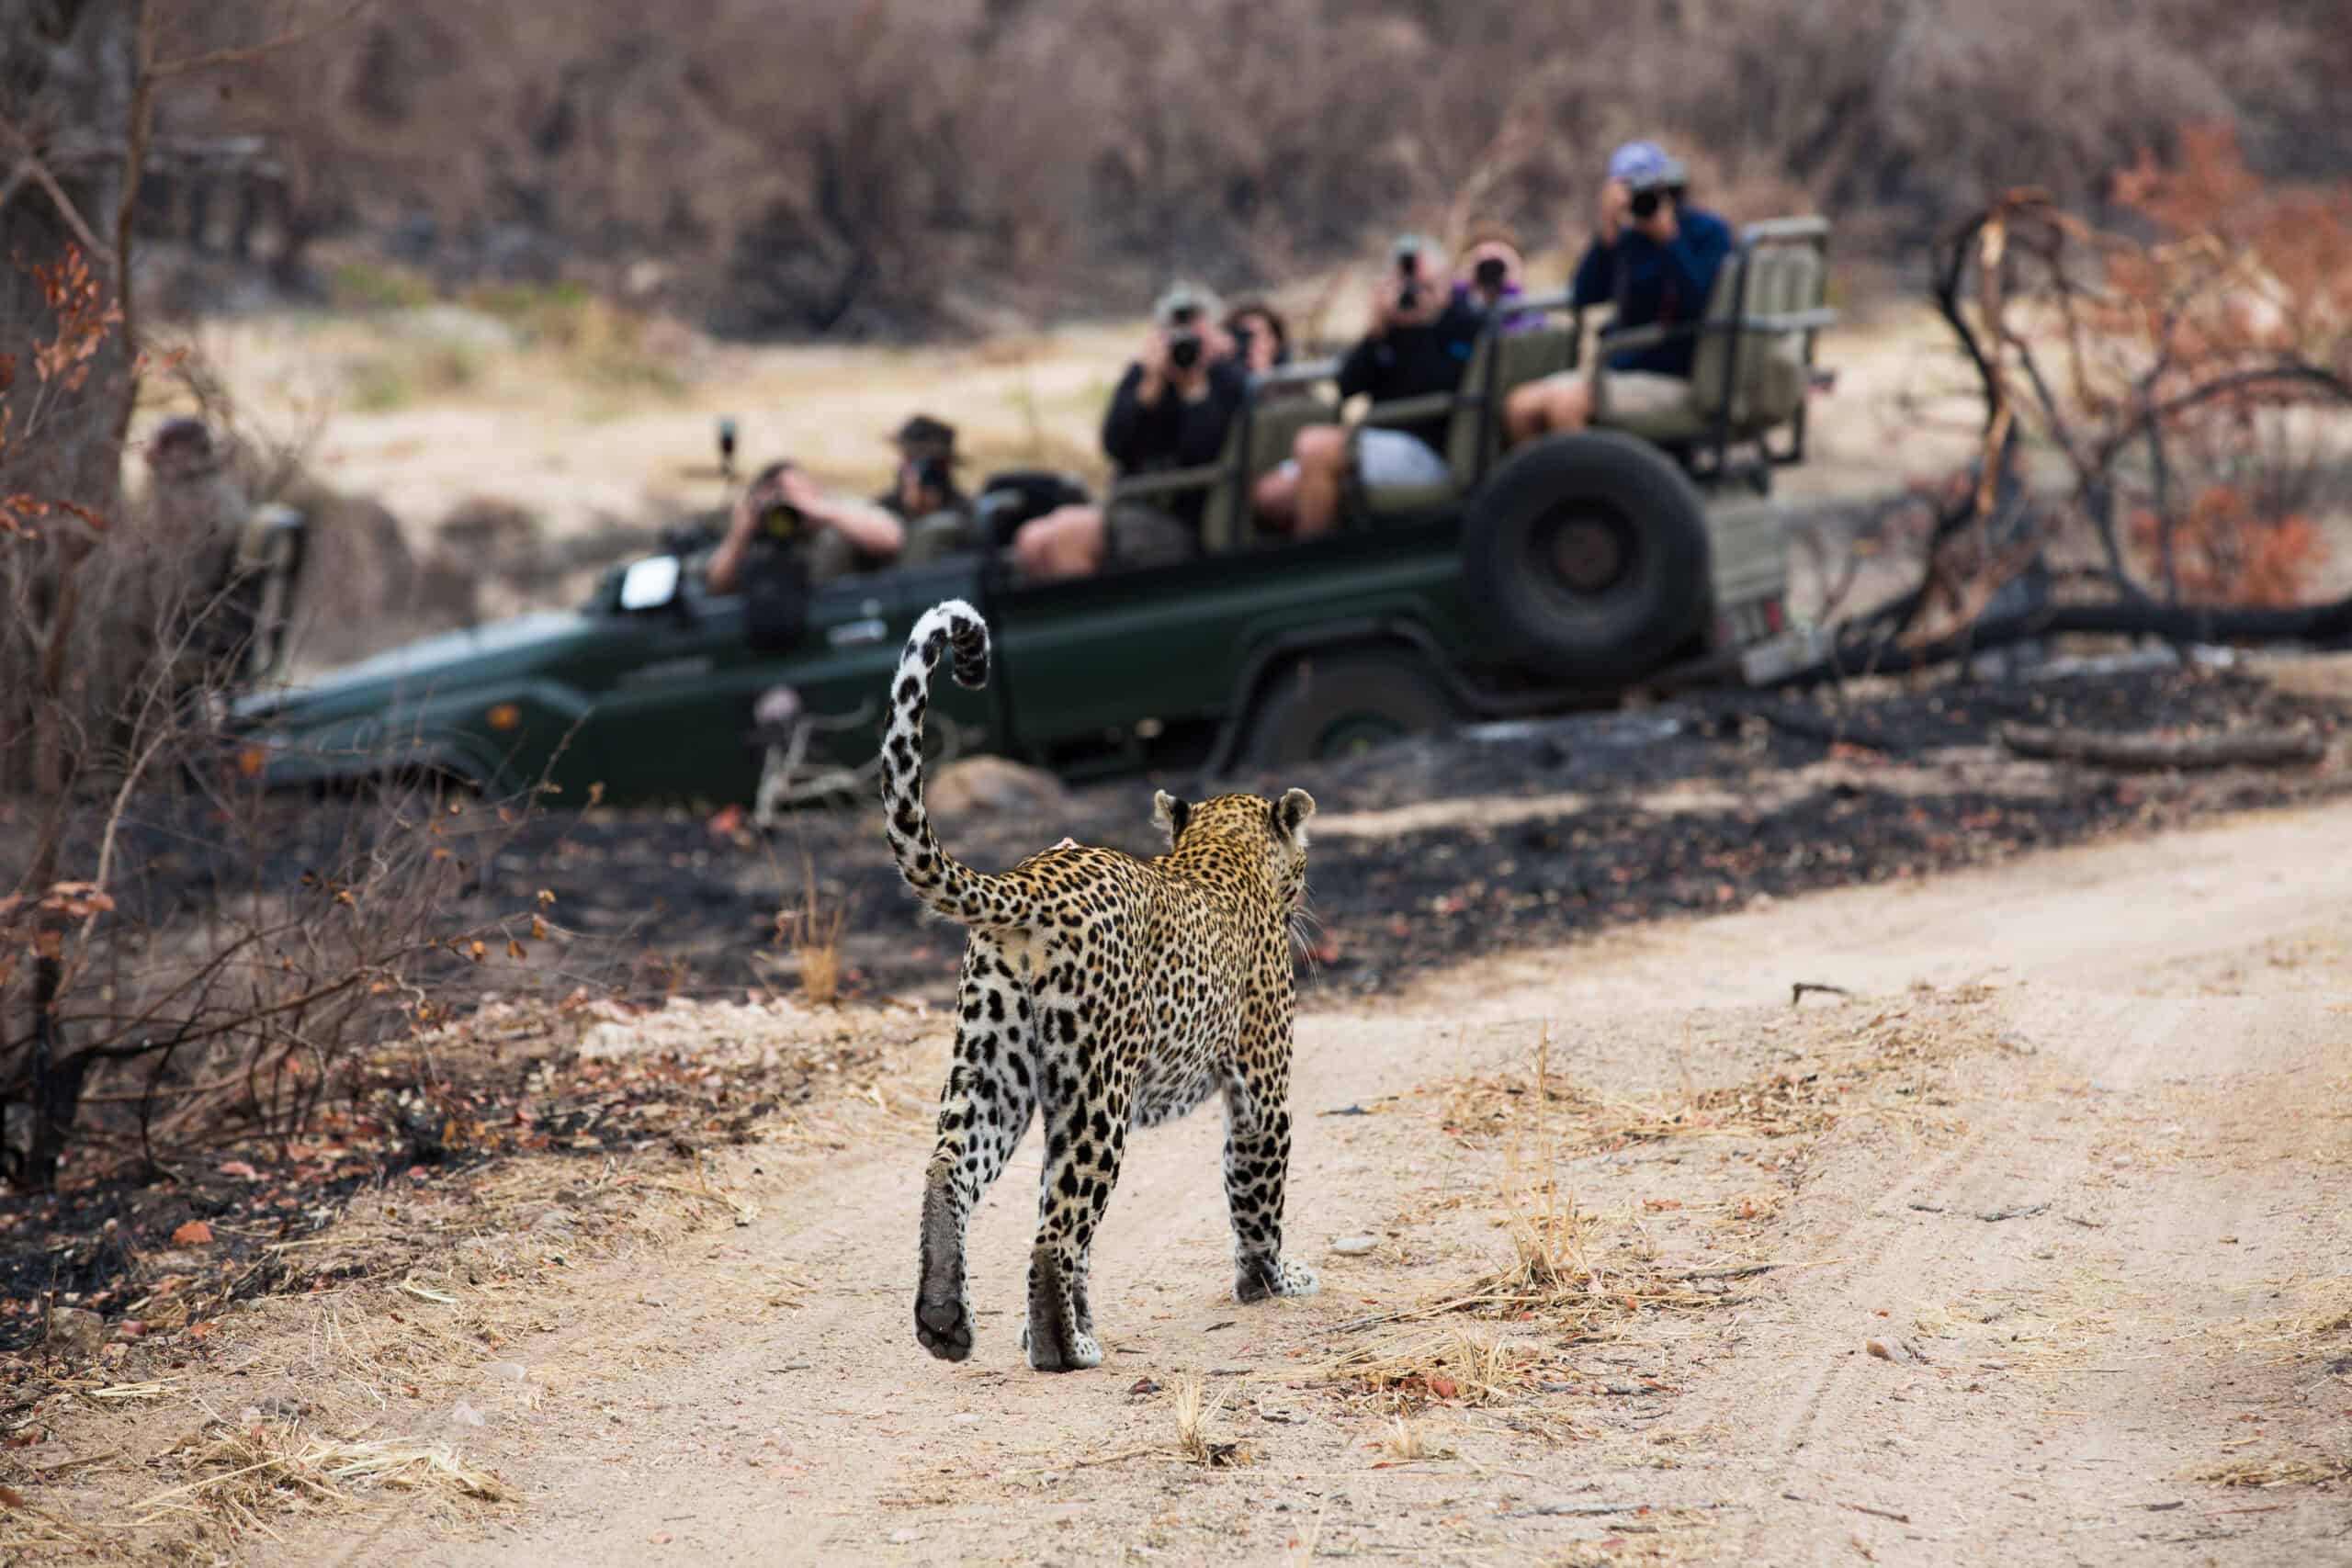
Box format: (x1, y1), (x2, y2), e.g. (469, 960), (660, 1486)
(617, 554), (683, 613)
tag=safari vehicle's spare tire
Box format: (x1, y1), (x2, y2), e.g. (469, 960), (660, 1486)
(1464, 430), (1712, 684)
(1241, 648), (1457, 768)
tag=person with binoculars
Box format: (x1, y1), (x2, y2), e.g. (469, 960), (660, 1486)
(1504, 140), (1735, 445)
(1011, 283), (1247, 581)
(707, 458), (908, 594)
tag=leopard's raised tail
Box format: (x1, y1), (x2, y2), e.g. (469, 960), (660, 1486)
(880, 599), (1022, 929)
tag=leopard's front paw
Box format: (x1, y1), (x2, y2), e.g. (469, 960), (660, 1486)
(1022, 1318), (1102, 1372)
(915, 1291), (975, 1362)
(1235, 1254), (1320, 1303)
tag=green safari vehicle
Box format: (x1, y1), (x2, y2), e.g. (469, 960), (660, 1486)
(230, 219), (1838, 809)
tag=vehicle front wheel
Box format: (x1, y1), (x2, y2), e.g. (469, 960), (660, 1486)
(1240, 649), (1457, 768)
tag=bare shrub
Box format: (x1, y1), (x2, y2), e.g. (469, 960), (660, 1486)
(1794, 127), (2352, 683)
(2, 6), (569, 1192)
(148, 0), (2352, 335)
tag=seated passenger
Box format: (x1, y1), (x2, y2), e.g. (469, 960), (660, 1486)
(1454, 221), (1540, 333)
(1012, 284), (1247, 581)
(1254, 234), (1485, 537)
(707, 458), (906, 593)
(1505, 140), (1734, 446)
(1223, 299), (1293, 377)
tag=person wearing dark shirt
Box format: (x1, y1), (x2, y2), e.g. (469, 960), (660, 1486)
(1505, 141), (1736, 445)
(1255, 235), (1485, 537)
(1224, 299), (1292, 376)
(1013, 283), (1246, 580)
(875, 413), (971, 521)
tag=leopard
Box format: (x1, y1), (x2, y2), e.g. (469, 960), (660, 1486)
(882, 599), (1321, 1372)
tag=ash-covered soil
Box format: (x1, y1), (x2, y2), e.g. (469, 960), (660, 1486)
(486, 653), (2350, 1002)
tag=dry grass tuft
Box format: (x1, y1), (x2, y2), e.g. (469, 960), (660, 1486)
(2198, 1452), (2352, 1490)
(1169, 1375), (1251, 1469)
(776, 870), (847, 1009)
(1324, 1325), (1529, 1405)
(135, 1418), (510, 1528)
(1379, 1415), (1454, 1461)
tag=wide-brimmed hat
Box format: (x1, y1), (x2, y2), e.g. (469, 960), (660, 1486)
(888, 413), (964, 462)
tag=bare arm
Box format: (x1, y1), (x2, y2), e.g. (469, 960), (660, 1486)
(705, 494), (759, 594)
(803, 492), (907, 557)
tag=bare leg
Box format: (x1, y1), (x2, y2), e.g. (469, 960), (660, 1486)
(1253, 463), (1300, 530)
(1290, 425), (1349, 538)
(1505, 380), (1549, 446)
(1012, 505), (1106, 581)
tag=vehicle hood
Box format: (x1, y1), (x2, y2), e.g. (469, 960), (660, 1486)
(232, 610), (594, 723)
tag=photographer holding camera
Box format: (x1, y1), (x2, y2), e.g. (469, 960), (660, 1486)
(1504, 140), (1735, 445)
(876, 414), (972, 523)
(1454, 222), (1540, 334)
(1224, 299), (1293, 378)
(1012, 283), (1247, 581)
(1254, 232), (1485, 538)
(707, 457), (907, 596)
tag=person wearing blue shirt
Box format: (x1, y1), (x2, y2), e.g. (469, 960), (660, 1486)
(1505, 141), (1736, 445)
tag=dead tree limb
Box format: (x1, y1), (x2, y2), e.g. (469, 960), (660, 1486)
(1996, 723), (2325, 771)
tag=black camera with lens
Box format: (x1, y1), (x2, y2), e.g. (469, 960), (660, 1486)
(911, 454), (952, 494)
(1628, 179), (1684, 222)
(1473, 255), (1508, 290)
(1164, 303), (1204, 371)
(758, 500), (804, 542)
(1395, 235), (1423, 310)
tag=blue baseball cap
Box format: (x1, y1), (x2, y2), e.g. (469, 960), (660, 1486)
(1607, 140), (1687, 190)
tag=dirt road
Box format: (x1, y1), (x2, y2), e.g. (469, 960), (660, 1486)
(264, 800), (2348, 1567)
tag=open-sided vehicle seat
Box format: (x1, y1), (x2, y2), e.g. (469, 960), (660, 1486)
(1351, 316), (1578, 520)
(1586, 217), (1835, 451)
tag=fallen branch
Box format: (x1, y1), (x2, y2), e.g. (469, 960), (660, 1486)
(1508, 1500), (1729, 1518)
(1767, 593), (2352, 689)
(1996, 724), (2325, 771)
(1790, 982), (1854, 1007)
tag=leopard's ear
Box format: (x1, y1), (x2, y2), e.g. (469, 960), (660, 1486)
(1152, 789), (1192, 845)
(1272, 787), (1316, 850)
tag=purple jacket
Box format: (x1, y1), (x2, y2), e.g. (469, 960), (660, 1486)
(1453, 279), (1544, 335)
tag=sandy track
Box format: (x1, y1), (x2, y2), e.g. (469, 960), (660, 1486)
(276, 801), (2351, 1567)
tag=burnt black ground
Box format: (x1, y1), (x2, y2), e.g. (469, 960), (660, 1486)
(506, 653), (2348, 1002)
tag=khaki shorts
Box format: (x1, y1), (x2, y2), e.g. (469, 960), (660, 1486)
(1103, 502), (1199, 570)
(1530, 367), (1690, 422)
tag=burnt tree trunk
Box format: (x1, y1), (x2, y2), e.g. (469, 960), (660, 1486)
(1, 0), (144, 1190)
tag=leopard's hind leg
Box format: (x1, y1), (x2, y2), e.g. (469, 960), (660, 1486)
(914, 945), (1037, 1362)
(1022, 1015), (1132, 1372)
